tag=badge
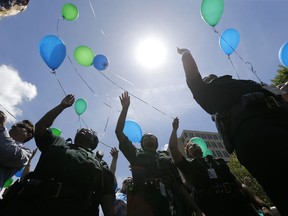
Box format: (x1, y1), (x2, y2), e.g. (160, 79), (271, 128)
(159, 182), (167, 197)
(207, 168), (218, 179)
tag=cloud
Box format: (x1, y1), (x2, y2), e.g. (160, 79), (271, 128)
(0, 65), (37, 123)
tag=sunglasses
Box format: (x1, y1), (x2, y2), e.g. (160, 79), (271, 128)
(13, 123), (27, 129)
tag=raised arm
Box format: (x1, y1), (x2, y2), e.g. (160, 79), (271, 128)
(109, 147), (118, 175)
(35, 94), (75, 139)
(177, 47), (203, 89)
(20, 148), (38, 180)
(168, 117), (183, 163)
(115, 91), (130, 143)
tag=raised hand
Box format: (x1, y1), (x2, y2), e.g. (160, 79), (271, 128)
(119, 91), (130, 109)
(110, 147), (119, 159)
(61, 94), (75, 108)
(0, 110), (7, 127)
(172, 117), (179, 130)
(177, 47), (190, 55)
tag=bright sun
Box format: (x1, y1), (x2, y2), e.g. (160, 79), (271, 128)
(135, 36), (167, 69)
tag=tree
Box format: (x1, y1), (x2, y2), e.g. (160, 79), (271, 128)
(271, 65), (288, 85)
(227, 153), (273, 206)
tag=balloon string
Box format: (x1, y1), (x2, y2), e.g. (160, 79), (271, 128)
(99, 141), (113, 149)
(98, 71), (175, 119)
(212, 26), (218, 34)
(56, 17), (63, 38)
(52, 71), (67, 96)
(80, 117), (89, 128)
(214, 29), (263, 83)
(228, 56), (240, 79)
(88, 0), (96, 18)
(0, 104), (17, 120)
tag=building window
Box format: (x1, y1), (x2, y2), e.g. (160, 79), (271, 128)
(223, 151), (230, 157)
(217, 142), (224, 148)
(206, 142), (211, 147)
(216, 151), (223, 157)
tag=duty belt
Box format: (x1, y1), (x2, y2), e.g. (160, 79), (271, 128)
(140, 177), (163, 189)
(196, 182), (234, 195)
(19, 178), (91, 199)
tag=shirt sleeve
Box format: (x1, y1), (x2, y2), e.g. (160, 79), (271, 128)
(119, 136), (137, 163)
(0, 127), (32, 168)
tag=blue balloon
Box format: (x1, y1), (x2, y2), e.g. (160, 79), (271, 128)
(279, 41), (288, 67)
(93, 54), (109, 71)
(39, 35), (66, 70)
(204, 149), (214, 157)
(123, 120), (142, 143)
(219, 28), (240, 56)
(15, 167), (24, 177)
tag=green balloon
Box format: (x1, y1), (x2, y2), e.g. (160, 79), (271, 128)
(201, 0), (224, 27)
(74, 98), (87, 116)
(74, 46), (94, 66)
(3, 178), (13, 188)
(190, 137), (208, 154)
(62, 3), (79, 21)
(51, 127), (62, 136)
(204, 149), (214, 157)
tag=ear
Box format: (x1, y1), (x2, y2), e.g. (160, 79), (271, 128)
(26, 132), (33, 139)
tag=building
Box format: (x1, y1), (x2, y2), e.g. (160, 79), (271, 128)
(178, 129), (231, 161)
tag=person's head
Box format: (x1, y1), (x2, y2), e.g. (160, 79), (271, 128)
(74, 128), (99, 151)
(0, 0), (29, 17)
(202, 74), (218, 83)
(185, 142), (203, 159)
(140, 133), (158, 152)
(96, 150), (104, 160)
(120, 177), (133, 194)
(9, 120), (34, 143)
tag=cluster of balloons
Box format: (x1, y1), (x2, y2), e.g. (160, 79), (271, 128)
(200, 0), (288, 68)
(200, 0), (240, 57)
(39, 3), (109, 72)
(74, 46), (109, 70)
(123, 120), (142, 143)
(190, 137), (214, 157)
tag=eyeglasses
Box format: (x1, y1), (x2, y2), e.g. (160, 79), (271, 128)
(13, 123), (27, 129)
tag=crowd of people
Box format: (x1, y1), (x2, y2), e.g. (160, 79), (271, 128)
(1, 47), (287, 216)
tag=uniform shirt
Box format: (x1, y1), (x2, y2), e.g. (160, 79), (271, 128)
(175, 156), (260, 216)
(175, 155), (236, 192)
(0, 127), (32, 189)
(119, 135), (183, 216)
(32, 129), (115, 214)
(187, 75), (264, 114)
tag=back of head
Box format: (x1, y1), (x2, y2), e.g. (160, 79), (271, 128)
(74, 128), (99, 151)
(185, 142), (203, 159)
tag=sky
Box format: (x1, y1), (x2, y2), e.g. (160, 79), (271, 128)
(1, 0), (287, 185)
